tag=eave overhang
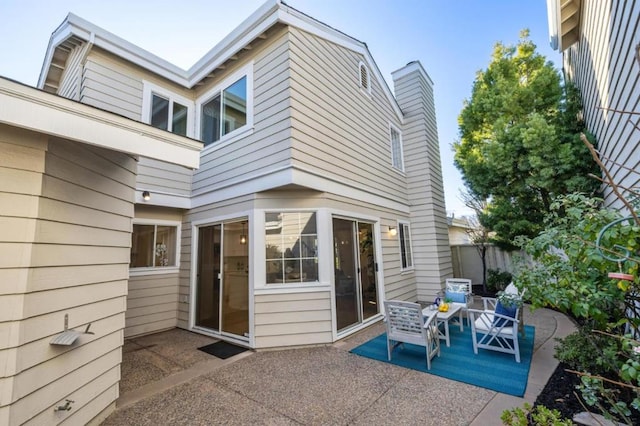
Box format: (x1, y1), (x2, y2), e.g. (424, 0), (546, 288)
(38, 0), (404, 122)
(547, 0), (581, 51)
(1, 77), (202, 169)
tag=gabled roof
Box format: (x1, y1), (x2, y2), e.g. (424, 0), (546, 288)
(39, 0), (404, 121)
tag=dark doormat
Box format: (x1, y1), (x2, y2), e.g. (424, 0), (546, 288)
(198, 341), (249, 359)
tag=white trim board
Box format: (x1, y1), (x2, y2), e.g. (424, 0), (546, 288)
(0, 78), (202, 169)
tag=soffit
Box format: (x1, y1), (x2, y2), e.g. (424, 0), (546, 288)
(558, 0), (581, 50)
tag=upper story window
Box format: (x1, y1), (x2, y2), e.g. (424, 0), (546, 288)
(398, 222), (413, 270)
(142, 81), (195, 137)
(359, 61), (371, 94)
(197, 63), (254, 147)
(390, 124), (404, 171)
(130, 220), (181, 272)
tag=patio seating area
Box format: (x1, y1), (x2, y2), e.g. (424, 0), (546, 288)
(102, 302), (574, 425)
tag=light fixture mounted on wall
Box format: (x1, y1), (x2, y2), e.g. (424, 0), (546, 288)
(142, 191), (151, 201)
(388, 226), (397, 237)
(240, 222), (247, 244)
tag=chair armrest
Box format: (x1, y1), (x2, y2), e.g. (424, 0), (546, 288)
(481, 297), (498, 311)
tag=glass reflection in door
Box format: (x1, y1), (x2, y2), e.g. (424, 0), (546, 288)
(222, 220), (249, 336)
(195, 220), (249, 339)
(333, 218), (379, 332)
(196, 225), (221, 330)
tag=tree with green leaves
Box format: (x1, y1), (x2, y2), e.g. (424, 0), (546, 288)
(454, 30), (599, 249)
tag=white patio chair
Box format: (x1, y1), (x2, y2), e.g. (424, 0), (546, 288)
(467, 285), (522, 362)
(384, 300), (440, 370)
(441, 278), (473, 311)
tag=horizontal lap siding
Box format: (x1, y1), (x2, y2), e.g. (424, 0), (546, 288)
(126, 274), (179, 337)
(287, 28), (406, 204)
(58, 43), (87, 101)
(393, 68), (451, 302)
(192, 29), (292, 195)
(81, 51), (143, 120)
(568, 0), (640, 210)
(81, 50), (195, 198)
(0, 128), (135, 425)
(254, 291), (332, 348)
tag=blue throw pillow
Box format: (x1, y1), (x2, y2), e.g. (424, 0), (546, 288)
(493, 301), (517, 327)
(445, 290), (466, 303)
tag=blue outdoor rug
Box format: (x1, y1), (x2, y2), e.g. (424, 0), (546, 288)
(351, 324), (535, 397)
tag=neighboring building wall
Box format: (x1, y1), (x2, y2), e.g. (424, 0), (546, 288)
(563, 0), (640, 209)
(448, 226), (471, 245)
(392, 63), (452, 302)
(0, 126), (135, 425)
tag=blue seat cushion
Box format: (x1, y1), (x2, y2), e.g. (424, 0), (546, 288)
(445, 290), (466, 304)
(493, 301), (517, 326)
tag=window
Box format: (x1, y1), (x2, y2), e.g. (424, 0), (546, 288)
(142, 81), (194, 137)
(398, 222), (413, 270)
(265, 212), (318, 284)
(150, 94), (188, 136)
(359, 61), (371, 94)
(130, 223), (179, 269)
(390, 125), (404, 171)
(198, 64), (253, 147)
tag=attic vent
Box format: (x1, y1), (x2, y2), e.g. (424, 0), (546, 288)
(359, 62), (371, 93)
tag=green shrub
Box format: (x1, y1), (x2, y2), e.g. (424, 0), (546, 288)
(555, 326), (621, 376)
(501, 403), (573, 425)
(487, 269), (512, 293)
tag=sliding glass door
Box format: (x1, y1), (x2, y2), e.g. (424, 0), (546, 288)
(195, 219), (249, 339)
(333, 218), (379, 332)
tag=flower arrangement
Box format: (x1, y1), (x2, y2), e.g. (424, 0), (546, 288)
(155, 243), (168, 266)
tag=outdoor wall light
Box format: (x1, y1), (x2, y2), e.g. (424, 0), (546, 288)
(388, 226), (397, 236)
(142, 191), (151, 201)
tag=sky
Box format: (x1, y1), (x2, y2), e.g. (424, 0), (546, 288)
(0, 0), (560, 217)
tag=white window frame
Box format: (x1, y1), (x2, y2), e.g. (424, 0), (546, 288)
(195, 62), (254, 150)
(389, 123), (405, 172)
(358, 61), (372, 95)
(142, 81), (195, 137)
(129, 219), (181, 276)
(398, 221), (414, 271)
(264, 211), (320, 286)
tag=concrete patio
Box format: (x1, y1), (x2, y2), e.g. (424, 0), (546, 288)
(102, 305), (575, 425)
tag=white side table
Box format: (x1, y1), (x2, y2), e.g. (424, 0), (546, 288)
(422, 305), (463, 347)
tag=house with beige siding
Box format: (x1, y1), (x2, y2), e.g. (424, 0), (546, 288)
(1, 0), (451, 423)
(547, 0), (640, 208)
(0, 79), (201, 424)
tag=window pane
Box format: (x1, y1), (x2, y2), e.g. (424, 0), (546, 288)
(222, 77), (247, 136)
(151, 95), (169, 131)
(155, 226), (177, 267)
(265, 212), (318, 284)
(172, 102), (188, 136)
(131, 225), (155, 267)
(201, 94), (221, 146)
(391, 128), (403, 170)
(399, 224), (407, 268)
(301, 259), (318, 282)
